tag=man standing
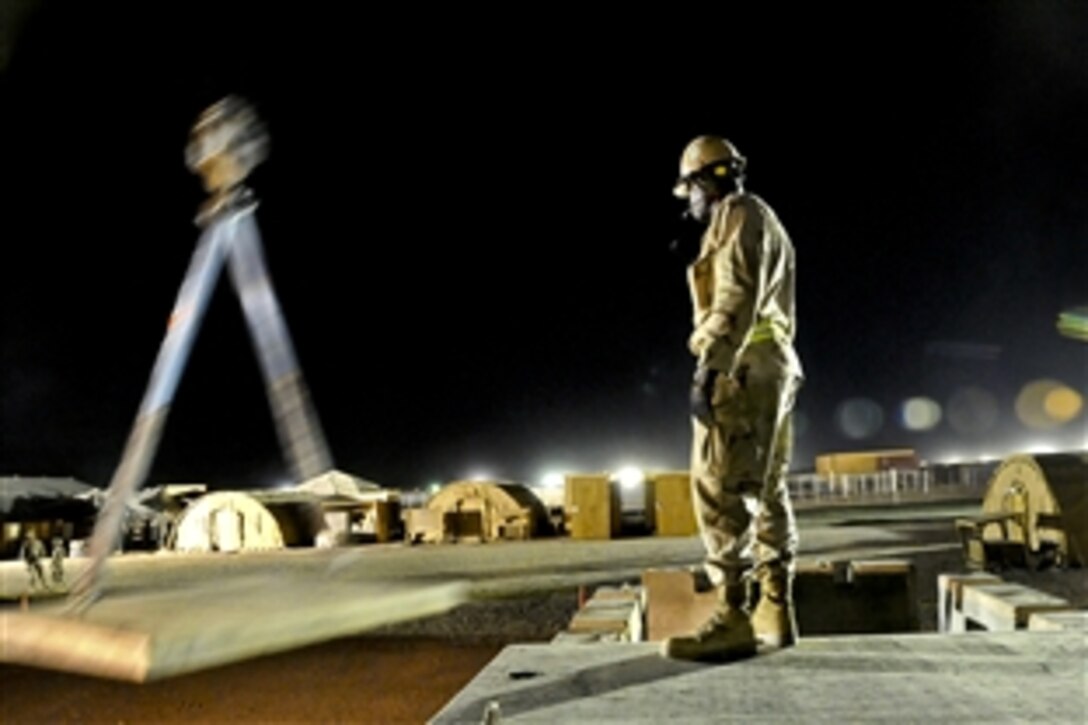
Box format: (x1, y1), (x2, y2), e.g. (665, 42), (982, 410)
(19, 530), (49, 591)
(50, 536), (66, 586)
(663, 136), (803, 662)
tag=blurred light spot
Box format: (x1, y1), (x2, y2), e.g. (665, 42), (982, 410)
(901, 397), (942, 431)
(468, 471), (491, 481)
(541, 472), (565, 489)
(1044, 386), (1083, 422)
(615, 466), (644, 490)
(427, 482), (442, 495)
(835, 398), (884, 440)
(947, 387), (999, 435)
(1057, 306), (1088, 342)
(1016, 379), (1083, 429)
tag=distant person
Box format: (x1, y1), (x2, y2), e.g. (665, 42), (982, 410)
(19, 530), (49, 591)
(663, 136), (804, 662)
(50, 536), (66, 586)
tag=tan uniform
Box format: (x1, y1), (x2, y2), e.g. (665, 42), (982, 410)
(687, 192), (802, 586)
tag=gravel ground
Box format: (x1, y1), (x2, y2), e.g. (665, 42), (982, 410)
(372, 589), (584, 642)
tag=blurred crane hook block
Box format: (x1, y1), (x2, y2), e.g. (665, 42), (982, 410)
(643, 560), (918, 641)
(0, 576), (468, 682)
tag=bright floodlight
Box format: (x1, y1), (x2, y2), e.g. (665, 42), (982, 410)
(1023, 441), (1058, 455)
(541, 472), (565, 489)
(616, 466), (644, 490)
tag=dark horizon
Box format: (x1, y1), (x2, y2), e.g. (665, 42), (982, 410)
(2, 3), (1086, 491)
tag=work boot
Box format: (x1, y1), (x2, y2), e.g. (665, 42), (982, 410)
(751, 564), (797, 648)
(661, 584), (756, 662)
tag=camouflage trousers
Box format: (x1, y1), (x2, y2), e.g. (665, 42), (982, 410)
(690, 347), (801, 587)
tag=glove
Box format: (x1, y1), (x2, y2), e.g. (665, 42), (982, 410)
(690, 365), (718, 427)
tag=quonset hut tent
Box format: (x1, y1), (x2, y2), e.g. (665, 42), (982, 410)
(168, 490), (325, 552)
(407, 481), (551, 543)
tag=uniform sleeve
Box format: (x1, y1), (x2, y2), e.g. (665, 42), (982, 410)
(689, 199), (768, 373)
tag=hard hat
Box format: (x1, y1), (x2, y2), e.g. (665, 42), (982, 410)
(673, 135), (746, 198)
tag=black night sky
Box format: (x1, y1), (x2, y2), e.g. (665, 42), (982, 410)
(2, 3), (1086, 491)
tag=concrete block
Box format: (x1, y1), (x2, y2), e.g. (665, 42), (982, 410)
(587, 586), (640, 603)
(937, 572), (1002, 633)
(550, 631), (604, 644)
(960, 581), (1074, 632)
(568, 596), (642, 642)
(1028, 609), (1088, 632)
(642, 569), (717, 642)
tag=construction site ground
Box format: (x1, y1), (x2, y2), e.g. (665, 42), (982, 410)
(2, 498), (1085, 722)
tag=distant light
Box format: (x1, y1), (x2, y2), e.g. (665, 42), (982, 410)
(901, 397), (942, 431)
(835, 398), (884, 440)
(615, 466), (644, 490)
(1045, 386), (1083, 421)
(467, 471), (491, 482)
(1023, 441), (1058, 456)
(1015, 379), (1082, 430)
(541, 472), (565, 489)
(427, 482), (442, 495)
(1057, 306), (1088, 341)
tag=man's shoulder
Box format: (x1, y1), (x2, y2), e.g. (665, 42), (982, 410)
(725, 192), (776, 217)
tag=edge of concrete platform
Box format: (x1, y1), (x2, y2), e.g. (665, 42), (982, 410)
(3, 578), (471, 682)
(430, 630), (1088, 724)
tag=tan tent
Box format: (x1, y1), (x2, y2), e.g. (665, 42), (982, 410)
(408, 481), (550, 543)
(295, 470), (401, 544)
(169, 491), (324, 552)
(296, 470), (383, 499)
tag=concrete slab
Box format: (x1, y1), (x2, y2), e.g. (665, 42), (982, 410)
(2, 575), (467, 682)
(431, 631), (1087, 723)
(937, 571), (1002, 632)
(1029, 609), (1088, 632)
(960, 581), (1073, 631)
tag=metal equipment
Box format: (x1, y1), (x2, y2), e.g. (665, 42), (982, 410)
(69, 96), (333, 608)
(957, 453), (1087, 570)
